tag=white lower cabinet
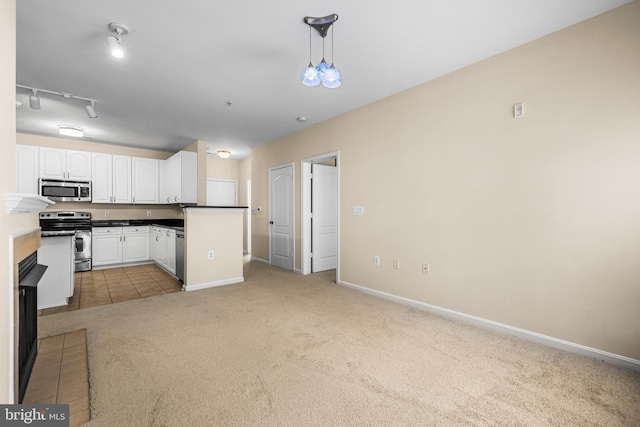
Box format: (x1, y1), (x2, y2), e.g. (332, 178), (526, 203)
(92, 227), (123, 266)
(152, 226), (176, 275)
(123, 226), (151, 263)
(92, 226), (150, 267)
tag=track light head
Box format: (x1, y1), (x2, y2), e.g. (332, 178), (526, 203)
(108, 22), (129, 58)
(85, 101), (97, 118)
(29, 89), (40, 109)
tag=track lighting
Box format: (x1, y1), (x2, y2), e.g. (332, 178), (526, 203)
(29, 89), (40, 109)
(16, 84), (98, 118)
(301, 14), (341, 89)
(108, 22), (129, 59)
(85, 101), (97, 118)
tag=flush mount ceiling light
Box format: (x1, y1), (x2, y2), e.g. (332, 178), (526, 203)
(301, 14), (341, 88)
(58, 126), (84, 138)
(107, 22), (129, 59)
(217, 150), (231, 159)
(16, 84), (98, 118)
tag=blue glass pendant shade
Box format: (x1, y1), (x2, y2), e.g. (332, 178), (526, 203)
(322, 64), (341, 88)
(316, 59), (330, 82)
(301, 62), (321, 86)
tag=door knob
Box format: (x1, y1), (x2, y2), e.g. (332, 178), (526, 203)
(269, 221), (274, 224)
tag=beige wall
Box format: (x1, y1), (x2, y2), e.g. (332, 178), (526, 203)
(239, 157), (251, 252)
(17, 133), (173, 159)
(184, 209), (244, 288)
(185, 140), (207, 205)
(1, 0), (39, 403)
(206, 155), (240, 181)
(251, 3), (640, 360)
(0, 0), (16, 403)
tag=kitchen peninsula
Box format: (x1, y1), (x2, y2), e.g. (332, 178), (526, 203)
(181, 207), (246, 291)
(91, 207), (247, 292)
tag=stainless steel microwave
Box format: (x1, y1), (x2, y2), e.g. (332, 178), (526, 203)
(39, 179), (92, 202)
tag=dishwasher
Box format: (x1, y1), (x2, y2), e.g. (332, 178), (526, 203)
(175, 229), (184, 281)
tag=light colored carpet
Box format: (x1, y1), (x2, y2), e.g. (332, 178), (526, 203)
(38, 261), (640, 426)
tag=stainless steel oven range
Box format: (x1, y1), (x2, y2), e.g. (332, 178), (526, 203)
(39, 211), (92, 272)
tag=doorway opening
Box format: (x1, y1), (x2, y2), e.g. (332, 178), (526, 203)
(301, 152), (340, 281)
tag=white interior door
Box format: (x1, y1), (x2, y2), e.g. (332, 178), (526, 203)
(311, 164), (338, 272)
(270, 164), (293, 270)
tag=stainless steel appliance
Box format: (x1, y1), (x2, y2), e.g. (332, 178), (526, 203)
(39, 211), (92, 272)
(176, 228), (184, 281)
(39, 179), (91, 202)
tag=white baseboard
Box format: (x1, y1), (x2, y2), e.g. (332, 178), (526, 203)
(92, 260), (154, 271)
(250, 256), (269, 264)
(183, 277), (244, 292)
(338, 280), (640, 371)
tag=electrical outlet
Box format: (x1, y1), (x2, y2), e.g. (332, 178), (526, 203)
(104, 211), (109, 218)
(373, 255), (380, 266)
(422, 263), (430, 274)
(208, 251), (214, 259)
(393, 259), (400, 269)
(514, 103), (524, 118)
(146, 211), (151, 217)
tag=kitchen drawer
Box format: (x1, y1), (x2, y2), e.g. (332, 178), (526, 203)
(125, 226), (150, 234)
(92, 227), (123, 235)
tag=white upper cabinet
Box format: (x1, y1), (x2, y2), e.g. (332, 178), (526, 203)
(113, 155), (132, 204)
(91, 153), (113, 203)
(92, 153), (131, 204)
(132, 157), (159, 204)
(163, 151), (197, 204)
(39, 147), (91, 181)
(16, 144), (39, 194)
(67, 150), (92, 180)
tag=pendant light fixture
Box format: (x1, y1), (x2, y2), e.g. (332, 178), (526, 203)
(322, 24), (341, 88)
(301, 24), (320, 87)
(301, 14), (341, 89)
(107, 22), (129, 59)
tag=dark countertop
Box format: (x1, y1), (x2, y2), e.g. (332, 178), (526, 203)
(92, 218), (184, 228)
(182, 206), (248, 209)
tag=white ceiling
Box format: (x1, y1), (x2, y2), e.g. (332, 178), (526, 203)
(15, 0), (632, 159)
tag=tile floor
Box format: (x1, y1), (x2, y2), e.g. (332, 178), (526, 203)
(39, 263), (183, 316)
(22, 329), (90, 427)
